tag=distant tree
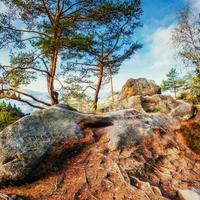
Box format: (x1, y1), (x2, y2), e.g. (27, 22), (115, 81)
(172, 6), (200, 75)
(64, 0), (142, 110)
(0, 0), (130, 109)
(1, 100), (6, 109)
(178, 73), (200, 104)
(0, 102), (24, 130)
(161, 68), (184, 98)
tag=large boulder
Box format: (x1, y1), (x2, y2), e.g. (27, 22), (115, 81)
(118, 95), (194, 120)
(119, 78), (161, 100)
(0, 104), (87, 184)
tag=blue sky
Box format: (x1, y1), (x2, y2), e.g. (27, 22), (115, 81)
(112, 0), (189, 91)
(1, 0), (200, 112)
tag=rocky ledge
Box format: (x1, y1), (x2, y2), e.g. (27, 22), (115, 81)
(0, 101), (199, 200)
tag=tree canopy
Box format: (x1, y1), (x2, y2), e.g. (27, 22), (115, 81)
(0, 101), (24, 131)
(0, 0), (142, 110)
(161, 68), (184, 98)
(172, 6), (200, 75)
(63, 0), (142, 110)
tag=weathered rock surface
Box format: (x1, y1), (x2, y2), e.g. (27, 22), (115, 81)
(105, 109), (180, 150)
(119, 78), (161, 100)
(99, 78), (194, 121)
(0, 104), (199, 200)
(178, 189), (200, 200)
(101, 94), (194, 120)
(0, 104), (87, 184)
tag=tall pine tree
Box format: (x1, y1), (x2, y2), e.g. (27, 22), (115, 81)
(0, 0), (138, 109)
(63, 0), (142, 110)
(161, 68), (184, 98)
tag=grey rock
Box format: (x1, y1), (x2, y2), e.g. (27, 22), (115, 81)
(105, 109), (179, 150)
(170, 100), (194, 120)
(101, 95), (194, 121)
(178, 189), (200, 200)
(0, 105), (87, 184)
(0, 100), (195, 186)
(99, 78), (194, 121)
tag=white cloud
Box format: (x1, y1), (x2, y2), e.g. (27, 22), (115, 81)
(188, 0), (200, 12)
(147, 25), (176, 69)
(24, 76), (48, 93)
(0, 2), (7, 13)
(110, 24), (178, 94)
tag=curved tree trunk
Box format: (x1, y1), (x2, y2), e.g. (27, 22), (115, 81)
(48, 48), (59, 105)
(109, 65), (115, 109)
(93, 63), (104, 111)
(48, 6), (60, 106)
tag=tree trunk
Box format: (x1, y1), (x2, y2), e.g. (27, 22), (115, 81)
(109, 65), (115, 109)
(48, 49), (59, 105)
(174, 85), (177, 99)
(48, 10), (60, 106)
(93, 63), (104, 111)
(47, 4), (61, 106)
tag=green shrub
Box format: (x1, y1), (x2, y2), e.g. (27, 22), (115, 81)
(0, 101), (24, 131)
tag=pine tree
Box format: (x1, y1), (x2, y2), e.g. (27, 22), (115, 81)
(179, 73), (200, 104)
(63, 0), (142, 110)
(161, 68), (184, 98)
(8, 102), (12, 109)
(0, 0), (134, 109)
(0, 101), (24, 130)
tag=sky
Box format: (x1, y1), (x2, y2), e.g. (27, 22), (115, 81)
(1, 0), (200, 112)
(112, 0), (199, 90)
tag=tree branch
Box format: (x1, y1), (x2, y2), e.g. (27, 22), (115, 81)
(69, 61), (98, 67)
(104, 20), (129, 60)
(0, 36), (42, 49)
(0, 94), (45, 110)
(82, 85), (96, 93)
(17, 66), (50, 75)
(61, 0), (86, 15)
(55, 77), (64, 91)
(2, 26), (50, 37)
(41, 0), (54, 24)
(37, 56), (50, 73)
(1, 88), (51, 107)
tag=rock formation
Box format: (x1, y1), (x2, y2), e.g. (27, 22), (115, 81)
(0, 103), (199, 199)
(0, 104), (86, 184)
(0, 79), (199, 200)
(119, 78), (161, 99)
(99, 78), (194, 121)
